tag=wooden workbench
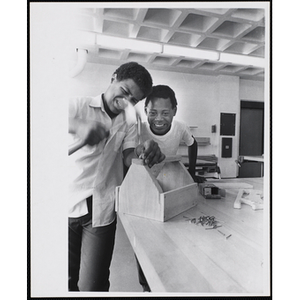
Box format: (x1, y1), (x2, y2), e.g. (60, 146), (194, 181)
(117, 177), (269, 294)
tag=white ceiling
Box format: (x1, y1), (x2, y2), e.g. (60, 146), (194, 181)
(71, 5), (267, 81)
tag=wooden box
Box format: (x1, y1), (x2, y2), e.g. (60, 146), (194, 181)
(116, 156), (199, 222)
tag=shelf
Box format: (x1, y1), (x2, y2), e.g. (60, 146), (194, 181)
(180, 137), (210, 146)
(195, 137), (210, 146)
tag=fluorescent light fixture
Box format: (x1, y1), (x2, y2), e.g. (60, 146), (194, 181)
(219, 52), (265, 68)
(96, 34), (162, 53)
(71, 32), (265, 69)
(163, 44), (219, 60)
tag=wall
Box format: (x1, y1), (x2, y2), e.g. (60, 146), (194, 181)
(68, 62), (264, 178)
(217, 75), (240, 178)
(240, 79), (264, 102)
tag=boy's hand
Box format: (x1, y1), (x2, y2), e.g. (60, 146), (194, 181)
(71, 118), (110, 146)
(135, 140), (165, 168)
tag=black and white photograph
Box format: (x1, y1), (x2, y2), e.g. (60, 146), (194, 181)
(28, 1), (276, 298)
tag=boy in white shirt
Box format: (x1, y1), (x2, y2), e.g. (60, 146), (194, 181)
(68, 62), (165, 291)
(136, 84), (198, 291)
(141, 84), (197, 178)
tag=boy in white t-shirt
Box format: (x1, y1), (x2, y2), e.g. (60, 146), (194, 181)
(141, 84), (198, 178)
(136, 85), (198, 291)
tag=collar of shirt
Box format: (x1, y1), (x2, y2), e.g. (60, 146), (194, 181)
(89, 94), (129, 129)
(89, 94), (105, 110)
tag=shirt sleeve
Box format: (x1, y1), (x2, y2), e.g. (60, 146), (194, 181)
(181, 123), (195, 147)
(122, 123), (138, 151)
(69, 97), (79, 118)
(69, 96), (93, 118)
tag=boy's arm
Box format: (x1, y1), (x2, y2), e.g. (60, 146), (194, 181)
(188, 137), (198, 180)
(123, 148), (136, 168)
(69, 97), (109, 147)
(69, 117), (109, 146)
(123, 140), (165, 169)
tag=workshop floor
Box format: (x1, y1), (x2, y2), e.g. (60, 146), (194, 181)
(109, 215), (142, 293)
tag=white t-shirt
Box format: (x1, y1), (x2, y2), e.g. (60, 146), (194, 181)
(140, 119), (194, 156)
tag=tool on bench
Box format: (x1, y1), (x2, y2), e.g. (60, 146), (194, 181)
(234, 189), (264, 210)
(198, 183), (226, 199)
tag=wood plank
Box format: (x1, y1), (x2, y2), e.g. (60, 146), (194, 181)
(118, 157), (198, 222)
(118, 162), (163, 221)
(243, 155), (264, 162)
(119, 207), (263, 293)
(196, 192), (264, 248)
(118, 178), (266, 293)
(156, 160), (194, 192)
(206, 181), (254, 190)
(149, 156), (184, 178)
(207, 178), (263, 190)
(163, 183), (198, 221)
(162, 215), (263, 292)
(119, 212), (220, 293)
(175, 206), (264, 270)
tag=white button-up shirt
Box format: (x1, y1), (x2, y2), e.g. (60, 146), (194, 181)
(68, 95), (137, 226)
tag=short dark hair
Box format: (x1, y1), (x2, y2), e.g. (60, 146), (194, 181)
(113, 62), (153, 98)
(145, 85), (178, 109)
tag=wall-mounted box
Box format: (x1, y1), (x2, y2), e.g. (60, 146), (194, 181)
(116, 156), (198, 222)
(222, 137), (232, 158)
(220, 113), (236, 136)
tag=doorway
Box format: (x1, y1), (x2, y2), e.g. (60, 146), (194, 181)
(238, 101), (264, 178)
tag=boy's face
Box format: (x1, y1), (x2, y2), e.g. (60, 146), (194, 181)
(104, 75), (144, 114)
(145, 97), (177, 135)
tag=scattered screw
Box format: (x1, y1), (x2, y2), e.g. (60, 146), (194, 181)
(218, 230), (226, 236)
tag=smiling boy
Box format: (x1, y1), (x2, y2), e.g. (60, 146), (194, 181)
(136, 84), (198, 292)
(141, 84), (197, 176)
(68, 62), (165, 291)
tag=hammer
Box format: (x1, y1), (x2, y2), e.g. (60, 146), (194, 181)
(68, 98), (141, 155)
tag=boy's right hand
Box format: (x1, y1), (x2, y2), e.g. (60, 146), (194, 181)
(71, 118), (110, 146)
(135, 140), (165, 168)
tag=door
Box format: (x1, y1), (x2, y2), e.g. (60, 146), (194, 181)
(239, 101), (264, 178)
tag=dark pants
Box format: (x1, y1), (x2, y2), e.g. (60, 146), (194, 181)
(135, 255), (151, 292)
(68, 197), (116, 291)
